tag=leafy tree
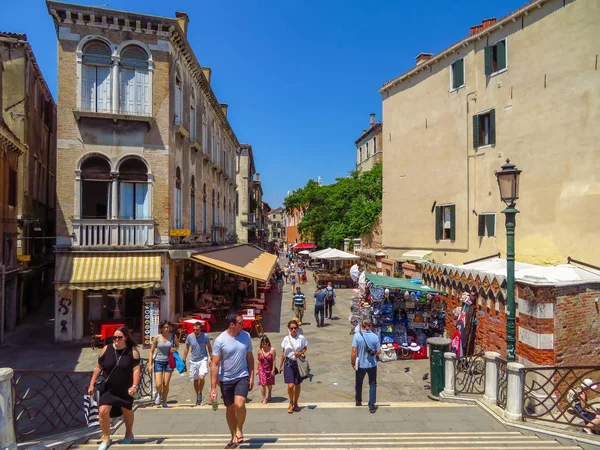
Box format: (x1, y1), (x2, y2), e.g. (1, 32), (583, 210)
(283, 164), (382, 248)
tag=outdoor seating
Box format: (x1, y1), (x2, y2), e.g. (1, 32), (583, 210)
(89, 321), (103, 349)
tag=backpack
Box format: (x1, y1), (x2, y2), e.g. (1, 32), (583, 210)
(325, 289), (334, 301)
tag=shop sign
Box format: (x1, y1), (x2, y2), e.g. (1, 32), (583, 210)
(17, 255), (31, 262)
(169, 229), (191, 237)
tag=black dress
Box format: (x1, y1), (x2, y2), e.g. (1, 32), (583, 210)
(98, 345), (140, 416)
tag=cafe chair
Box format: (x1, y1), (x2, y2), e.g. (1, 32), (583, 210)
(251, 315), (264, 338)
(90, 321), (103, 350)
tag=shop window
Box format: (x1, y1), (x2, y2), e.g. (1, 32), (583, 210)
(473, 109), (495, 149)
(484, 39), (507, 76)
(119, 157), (149, 220)
(435, 204), (455, 241)
(451, 58), (464, 90)
(80, 155), (111, 218)
(8, 169), (17, 207)
(478, 213), (496, 238)
(81, 40), (113, 112)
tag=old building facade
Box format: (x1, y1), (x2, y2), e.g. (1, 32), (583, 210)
(268, 206), (286, 246)
(236, 144), (265, 245)
(0, 33), (57, 340)
(355, 113), (382, 173)
(380, 0), (600, 266)
(48, 2), (238, 341)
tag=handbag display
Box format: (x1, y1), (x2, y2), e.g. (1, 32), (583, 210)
(296, 355), (310, 378)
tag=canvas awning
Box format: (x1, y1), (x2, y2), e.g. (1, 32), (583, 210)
(55, 252), (163, 291)
(309, 248), (333, 257)
(294, 243), (316, 250)
(314, 248), (359, 261)
(400, 250), (433, 262)
(190, 244), (277, 283)
(365, 272), (447, 295)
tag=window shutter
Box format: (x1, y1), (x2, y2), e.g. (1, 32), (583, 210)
(82, 65), (96, 111)
(120, 69), (135, 114)
(175, 86), (182, 124)
(134, 70), (144, 115)
(484, 46), (493, 75)
(135, 183), (149, 219)
(473, 115), (480, 149)
(497, 40), (506, 71)
(487, 214), (495, 237)
(96, 67), (111, 112)
(453, 59), (464, 89)
(489, 109), (496, 146)
(142, 71), (151, 115)
(435, 206), (442, 241)
(478, 215), (485, 237)
(449, 205), (456, 241)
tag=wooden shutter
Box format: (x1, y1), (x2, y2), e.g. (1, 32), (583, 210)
(453, 59), (464, 89)
(133, 70), (144, 115)
(473, 115), (480, 149)
(487, 214), (496, 237)
(435, 206), (442, 241)
(497, 40), (506, 71)
(96, 67), (111, 112)
(120, 69), (135, 114)
(484, 46), (493, 75)
(82, 65), (96, 111)
(142, 70), (151, 115)
(489, 109), (496, 146)
(449, 205), (456, 241)
(175, 85), (182, 124)
(478, 215), (485, 237)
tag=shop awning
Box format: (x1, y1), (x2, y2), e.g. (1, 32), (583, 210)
(365, 272), (447, 295)
(190, 244), (277, 283)
(294, 243), (315, 250)
(314, 248), (359, 260)
(400, 250), (433, 262)
(55, 252), (163, 291)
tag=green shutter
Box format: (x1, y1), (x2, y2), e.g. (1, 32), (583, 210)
(449, 205), (456, 241)
(489, 109), (496, 146)
(478, 215), (485, 237)
(454, 59), (464, 89)
(435, 206), (442, 241)
(484, 46), (493, 75)
(473, 115), (480, 149)
(487, 214), (496, 237)
(497, 40), (506, 71)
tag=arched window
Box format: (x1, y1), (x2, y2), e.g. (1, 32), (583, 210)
(190, 176), (196, 233)
(80, 155), (111, 218)
(202, 183), (207, 234)
(119, 45), (151, 116)
(175, 66), (183, 125)
(82, 40), (112, 112)
(190, 87), (197, 141)
(175, 167), (182, 228)
(118, 157), (149, 219)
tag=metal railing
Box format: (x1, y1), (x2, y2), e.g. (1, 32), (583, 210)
(454, 352), (486, 395)
(521, 366), (600, 432)
(497, 358), (508, 409)
(12, 358), (153, 442)
(72, 219), (155, 247)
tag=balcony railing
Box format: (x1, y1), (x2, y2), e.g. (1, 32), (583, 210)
(72, 219), (155, 247)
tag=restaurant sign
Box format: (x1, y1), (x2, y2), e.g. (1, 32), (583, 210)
(17, 255), (31, 262)
(169, 229), (191, 237)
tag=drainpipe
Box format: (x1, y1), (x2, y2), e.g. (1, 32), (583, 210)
(466, 91), (477, 255)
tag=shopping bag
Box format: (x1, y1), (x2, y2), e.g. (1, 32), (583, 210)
(83, 394), (99, 427)
(173, 351), (187, 373)
(168, 351), (176, 369)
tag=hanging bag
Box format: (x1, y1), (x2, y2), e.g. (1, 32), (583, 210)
(83, 394), (99, 427)
(168, 333), (177, 369)
(94, 346), (123, 394)
(297, 355), (310, 378)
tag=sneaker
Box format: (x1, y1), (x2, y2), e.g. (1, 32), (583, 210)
(154, 393), (161, 405)
(196, 393), (203, 405)
(355, 402), (362, 406)
(162, 402), (169, 408)
(369, 406), (378, 413)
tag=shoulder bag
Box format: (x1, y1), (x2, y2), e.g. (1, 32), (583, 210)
(297, 355), (310, 378)
(94, 346), (123, 394)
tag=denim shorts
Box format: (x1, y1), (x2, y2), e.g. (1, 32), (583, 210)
(154, 359), (173, 373)
(220, 376), (250, 407)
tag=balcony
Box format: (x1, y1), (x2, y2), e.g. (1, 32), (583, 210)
(72, 219), (155, 247)
(73, 107), (153, 128)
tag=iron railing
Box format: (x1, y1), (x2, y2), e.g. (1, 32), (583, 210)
(454, 352), (486, 395)
(12, 358), (153, 442)
(521, 366), (600, 432)
(497, 358), (508, 409)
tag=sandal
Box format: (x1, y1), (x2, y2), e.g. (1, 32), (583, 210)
(293, 404), (301, 412)
(287, 404), (294, 413)
(236, 435), (244, 446)
(225, 440), (237, 449)
(266, 396), (272, 403)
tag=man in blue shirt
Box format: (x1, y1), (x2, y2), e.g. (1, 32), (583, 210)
(313, 287), (327, 327)
(351, 319), (381, 413)
(292, 287), (306, 323)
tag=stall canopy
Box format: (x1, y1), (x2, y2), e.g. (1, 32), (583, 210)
(309, 248), (333, 257)
(294, 243), (316, 250)
(190, 244), (277, 283)
(56, 252), (162, 291)
(365, 272), (447, 295)
(315, 248), (359, 260)
(298, 250), (311, 255)
(400, 250), (433, 262)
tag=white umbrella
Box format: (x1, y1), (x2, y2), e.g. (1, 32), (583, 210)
(309, 248), (333, 258)
(314, 248), (359, 261)
(298, 250), (311, 255)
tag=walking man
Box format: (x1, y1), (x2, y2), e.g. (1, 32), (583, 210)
(324, 282), (336, 320)
(351, 319), (381, 413)
(210, 312), (254, 449)
(313, 286), (327, 327)
(183, 322), (213, 405)
(292, 286), (306, 323)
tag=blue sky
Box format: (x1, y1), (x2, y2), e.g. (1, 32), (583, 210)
(1, 0), (526, 208)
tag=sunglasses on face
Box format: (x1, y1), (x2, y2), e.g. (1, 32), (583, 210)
(113, 335), (124, 340)
(289, 327), (298, 330)
(236, 321), (244, 326)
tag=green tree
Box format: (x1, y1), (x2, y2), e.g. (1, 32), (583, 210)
(283, 164), (382, 248)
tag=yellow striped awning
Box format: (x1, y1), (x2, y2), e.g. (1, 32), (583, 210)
(56, 252), (162, 291)
(190, 244), (277, 283)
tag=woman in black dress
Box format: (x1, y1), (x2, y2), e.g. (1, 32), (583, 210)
(88, 326), (141, 450)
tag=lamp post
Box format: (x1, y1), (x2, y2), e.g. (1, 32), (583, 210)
(495, 159), (522, 363)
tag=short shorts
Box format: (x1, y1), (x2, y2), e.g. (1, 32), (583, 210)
(154, 359), (173, 373)
(189, 358), (209, 381)
(220, 376), (249, 407)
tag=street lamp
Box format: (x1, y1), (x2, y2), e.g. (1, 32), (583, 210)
(495, 159), (522, 362)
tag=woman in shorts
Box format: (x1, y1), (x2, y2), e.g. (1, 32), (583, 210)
(147, 320), (179, 407)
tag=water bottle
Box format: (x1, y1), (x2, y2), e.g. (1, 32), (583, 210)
(212, 396), (218, 411)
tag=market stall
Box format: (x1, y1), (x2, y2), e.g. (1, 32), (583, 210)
(350, 273), (447, 361)
(312, 249), (358, 288)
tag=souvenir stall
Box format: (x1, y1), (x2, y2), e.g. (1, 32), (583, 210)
(312, 249), (358, 289)
(352, 273), (447, 362)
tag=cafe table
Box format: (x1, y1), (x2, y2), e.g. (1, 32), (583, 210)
(241, 315), (257, 330)
(181, 318), (210, 334)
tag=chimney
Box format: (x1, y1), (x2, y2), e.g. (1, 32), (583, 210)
(415, 52), (433, 66)
(255, 173), (260, 182)
(220, 103), (228, 117)
(202, 67), (211, 84)
(470, 18), (497, 36)
(369, 113), (376, 127)
(175, 12), (189, 37)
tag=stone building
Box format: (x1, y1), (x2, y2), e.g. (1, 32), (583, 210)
(355, 113), (382, 173)
(235, 143), (258, 244)
(268, 206), (286, 246)
(0, 51), (27, 343)
(47, 2), (239, 341)
(379, 0), (600, 266)
(0, 32), (57, 339)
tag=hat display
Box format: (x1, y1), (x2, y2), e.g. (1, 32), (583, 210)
(408, 342), (421, 351)
(581, 378), (598, 390)
(400, 342), (410, 350)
